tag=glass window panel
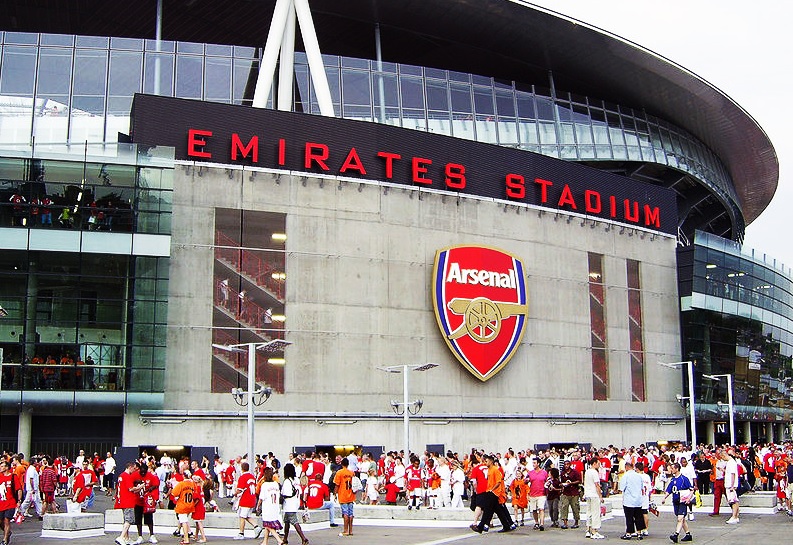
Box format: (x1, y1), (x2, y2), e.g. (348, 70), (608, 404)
(425, 80), (448, 111)
(423, 67), (445, 80)
(373, 73), (399, 109)
(472, 74), (491, 86)
(341, 69), (371, 107)
(400, 64), (422, 76)
(448, 70), (469, 83)
(206, 44), (233, 56)
(1, 47), (37, 95)
(400, 76), (424, 110)
(5, 33), (38, 45)
(205, 57), (232, 102)
(37, 48), (73, 95)
(342, 57), (369, 69)
(41, 34), (74, 46)
(145, 40), (175, 53)
(76, 36), (108, 48)
(450, 84), (472, 113)
(495, 90), (515, 117)
(473, 88), (494, 116)
(144, 53), (174, 96)
(110, 37), (143, 50)
(233, 58), (257, 105)
(176, 55), (203, 99)
(536, 97), (554, 120)
(177, 42), (204, 54)
(516, 92), (536, 119)
(109, 51), (143, 96)
(73, 50), (108, 95)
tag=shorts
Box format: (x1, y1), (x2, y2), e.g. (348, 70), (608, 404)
(0, 508), (16, 520)
(673, 502), (688, 517)
(726, 488), (739, 505)
(177, 512), (191, 523)
(787, 482), (793, 498)
(529, 495), (546, 511)
(340, 502), (354, 517)
(238, 506), (255, 518)
(43, 491), (55, 503)
(122, 508), (136, 525)
(284, 511), (301, 524)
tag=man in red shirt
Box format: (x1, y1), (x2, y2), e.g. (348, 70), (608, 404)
(0, 459), (17, 545)
(234, 462), (261, 540)
(133, 462), (160, 545)
(468, 453), (489, 530)
(115, 462), (141, 545)
(72, 460), (97, 512)
(304, 473), (338, 527)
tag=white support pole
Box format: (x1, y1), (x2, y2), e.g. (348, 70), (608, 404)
(277, 4), (296, 111)
(253, 0), (293, 108)
(403, 365), (410, 466)
(687, 361), (697, 449)
(293, 0), (335, 116)
(247, 346), (256, 466)
(726, 374), (736, 446)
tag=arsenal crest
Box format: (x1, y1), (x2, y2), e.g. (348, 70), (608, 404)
(433, 246), (528, 381)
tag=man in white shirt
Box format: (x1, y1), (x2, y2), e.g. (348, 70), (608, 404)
(18, 457), (43, 519)
(584, 459), (605, 539)
(103, 452), (117, 495)
(722, 450), (740, 524)
(436, 457), (452, 507)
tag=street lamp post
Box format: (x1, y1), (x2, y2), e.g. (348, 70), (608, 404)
(659, 360), (696, 449)
(213, 339), (291, 465)
(703, 373), (736, 446)
(378, 363), (439, 464)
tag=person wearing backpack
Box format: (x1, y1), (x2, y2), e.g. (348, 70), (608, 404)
(281, 464), (309, 545)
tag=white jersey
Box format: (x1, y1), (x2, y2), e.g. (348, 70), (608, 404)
(259, 481), (281, 522)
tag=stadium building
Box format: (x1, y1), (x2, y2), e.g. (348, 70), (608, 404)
(0, 0), (789, 459)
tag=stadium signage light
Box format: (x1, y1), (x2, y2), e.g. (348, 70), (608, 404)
(132, 95), (677, 234)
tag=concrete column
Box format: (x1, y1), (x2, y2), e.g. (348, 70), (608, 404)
(18, 408), (32, 456)
(776, 423), (785, 443)
(705, 420), (715, 446)
(766, 422), (774, 443)
(742, 421), (751, 445)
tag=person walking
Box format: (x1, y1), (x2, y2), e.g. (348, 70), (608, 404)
(584, 458), (605, 539)
(661, 462), (694, 543)
(722, 449), (741, 524)
(281, 464), (309, 545)
(469, 454), (516, 534)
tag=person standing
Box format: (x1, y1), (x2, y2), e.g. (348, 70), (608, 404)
(661, 462), (694, 543)
(132, 461), (160, 544)
(0, 459), (18, 545)
(710, 448), (727, 517)
(171, 473), (196, 545)
(636, 461), (653, 537)
(510, 468), (529, 526)
(546, 467), (563, 528)
(72, 460), (97, 512)
(618, 462), (647, 539)
(723, 450), (741, 524)
(679, 457), (697, 521)
(584, 458), (605, 539)
(104, 452), (117, 496)
(449, 460), (466, 509)
(334, 458), (356, 537)
(115, 462), (141, 545)
(526, 457), (548, 530)
(39, 457), (59, 514)
(692, 452), (712, 496)
(559, 459), (582, 529)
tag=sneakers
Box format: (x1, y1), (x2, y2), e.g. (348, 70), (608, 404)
(621, 534), (634, 540)
(591, 532), (606, 540)
(149, 537), (159, 544)
(329, 523), (339, 527)
(172, 530), (181, 537)
(688, 512), (695, 521)
(585, 531), (592, 538)
(571, 523), (580, 529)
(133, 538), (144, 545)
(669, 533), (679, 543)
(233, 534), (245, 540)
(539, 525), (544, 531)
(726, 517), (740, 524)
(640, 530), (649, 536)
(470, 524), (483, 534)
(680, 534), (693, 542)
(254, 526), (263, 538)
(115, 538), (128, 545)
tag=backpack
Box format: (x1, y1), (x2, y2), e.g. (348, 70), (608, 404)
(351, 476), (363, 493)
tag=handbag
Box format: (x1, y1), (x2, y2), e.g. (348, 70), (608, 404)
(736, 477), (751, 497)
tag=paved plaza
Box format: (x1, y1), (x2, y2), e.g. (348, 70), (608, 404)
(7, 492), (793, 545)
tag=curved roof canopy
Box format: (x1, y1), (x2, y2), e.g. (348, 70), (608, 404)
(2, 0), (777, 223)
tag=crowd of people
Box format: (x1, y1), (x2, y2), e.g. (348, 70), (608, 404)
(1, 441), (792, 545)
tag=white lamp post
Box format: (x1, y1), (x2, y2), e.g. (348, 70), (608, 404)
(213, 339), (291, 464)
(378, 363), (439, 464)
(659, 360), (696, 449)
(703, 373), (736, 446)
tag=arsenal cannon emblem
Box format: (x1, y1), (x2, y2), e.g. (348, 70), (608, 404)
(433, 246), (529, 381)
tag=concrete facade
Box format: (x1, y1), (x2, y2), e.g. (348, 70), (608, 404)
(124, 164), (685, 457)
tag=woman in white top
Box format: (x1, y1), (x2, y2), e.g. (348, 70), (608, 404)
(281, 464), (309, 545)
(256, 468), (284, 545)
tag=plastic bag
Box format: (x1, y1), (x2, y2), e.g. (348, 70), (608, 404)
(66, 500), (82, 514)
(694, 490), (702, 508)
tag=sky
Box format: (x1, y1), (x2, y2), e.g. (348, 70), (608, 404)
(527, 0), (792, 273)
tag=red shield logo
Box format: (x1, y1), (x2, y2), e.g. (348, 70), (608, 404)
(433, 246), (528, 381)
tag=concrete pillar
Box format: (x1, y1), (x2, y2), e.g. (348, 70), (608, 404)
(18, 408), (32, 456)
(742, 421), (751, 445)
(705, 420), (715, 446)
(766, 423), (774, 443)
(776, 423), (785, 443)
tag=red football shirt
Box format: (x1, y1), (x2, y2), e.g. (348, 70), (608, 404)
(115, 470), (139, 509)
(305, 481), (329, 509)
(237, 472), (257, 508)
(0, 473), (17, 511)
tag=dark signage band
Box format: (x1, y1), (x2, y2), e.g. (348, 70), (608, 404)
(131, 94), (677, 234)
